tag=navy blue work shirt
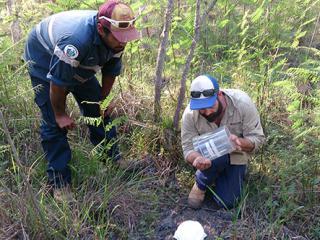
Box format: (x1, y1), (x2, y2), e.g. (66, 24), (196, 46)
(24, 10), (122, 87)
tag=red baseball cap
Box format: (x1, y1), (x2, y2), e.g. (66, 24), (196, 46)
(98, 0), (140, 43)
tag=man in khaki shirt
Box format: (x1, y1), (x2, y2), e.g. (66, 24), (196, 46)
(181, 75), (265, 209)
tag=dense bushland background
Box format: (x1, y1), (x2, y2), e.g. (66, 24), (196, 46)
(0, 0), (319, 239)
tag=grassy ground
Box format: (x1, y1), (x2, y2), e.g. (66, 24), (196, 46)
(1, 80), (319, 238)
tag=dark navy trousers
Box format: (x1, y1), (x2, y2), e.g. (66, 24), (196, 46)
(30, 76), (119, 188)
(195, 154), (246, 209)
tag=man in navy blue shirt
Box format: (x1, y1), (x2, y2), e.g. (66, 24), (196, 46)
(24, 0), (140, 200)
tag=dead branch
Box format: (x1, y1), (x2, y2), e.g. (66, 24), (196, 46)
(153, 0), (174, 123)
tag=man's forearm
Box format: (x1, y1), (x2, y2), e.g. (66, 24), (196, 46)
(101, 75), (116, 99)
(50, 82), (68, 117)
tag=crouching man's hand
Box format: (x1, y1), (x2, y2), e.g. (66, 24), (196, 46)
(186, 151), (212, 171)
(192, 156), (212, 171)
(229, 134), (254, 152)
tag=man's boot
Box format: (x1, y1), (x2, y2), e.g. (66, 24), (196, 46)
(188, 182), (205, 209)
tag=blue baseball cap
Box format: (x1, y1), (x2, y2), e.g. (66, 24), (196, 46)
(190, 75), (219, 110)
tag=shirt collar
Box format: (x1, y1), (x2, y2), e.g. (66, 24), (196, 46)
(221, 90), (236, 118)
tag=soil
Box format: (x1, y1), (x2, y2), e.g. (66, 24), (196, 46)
(155, 196), (237, 240)
(115, 157), (310, 240)
(152, 192), (309, 240)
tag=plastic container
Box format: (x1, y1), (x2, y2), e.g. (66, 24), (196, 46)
(173, 220), (207, 240)
(192, 126), (236, 161)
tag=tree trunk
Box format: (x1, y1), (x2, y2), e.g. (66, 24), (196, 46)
(153, 0), (174, 123)
(172, 0), (201, 129)
(6, 0), (13, 14)
(7, 0), (22, 43)
(10, 19), (22, 43)
(173, 0), (217, 130)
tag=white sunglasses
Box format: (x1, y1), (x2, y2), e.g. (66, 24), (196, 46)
(99, 16), (138, 29)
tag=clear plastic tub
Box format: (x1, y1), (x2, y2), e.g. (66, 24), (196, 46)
(192, 126), (236, 161)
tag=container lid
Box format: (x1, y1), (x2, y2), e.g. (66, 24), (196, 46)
(173, 220), (207, 240)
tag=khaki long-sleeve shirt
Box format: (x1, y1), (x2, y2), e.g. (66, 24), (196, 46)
(181, 89), (265, 165)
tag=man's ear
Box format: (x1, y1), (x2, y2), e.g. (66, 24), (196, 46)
(97, 22), (104, 35)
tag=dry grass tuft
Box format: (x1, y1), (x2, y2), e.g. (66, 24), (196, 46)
(111, 91), (148, 120)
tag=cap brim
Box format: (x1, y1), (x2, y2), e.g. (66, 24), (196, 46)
(190, 95), (217, 110)
(111, 28), (140, 43)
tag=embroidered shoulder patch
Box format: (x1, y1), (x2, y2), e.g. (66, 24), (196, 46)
(64, 45), (79, 59)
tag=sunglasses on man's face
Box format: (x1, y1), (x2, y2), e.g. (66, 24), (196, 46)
(99, 16), (137, 29)
(191, 89), (218, 98)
